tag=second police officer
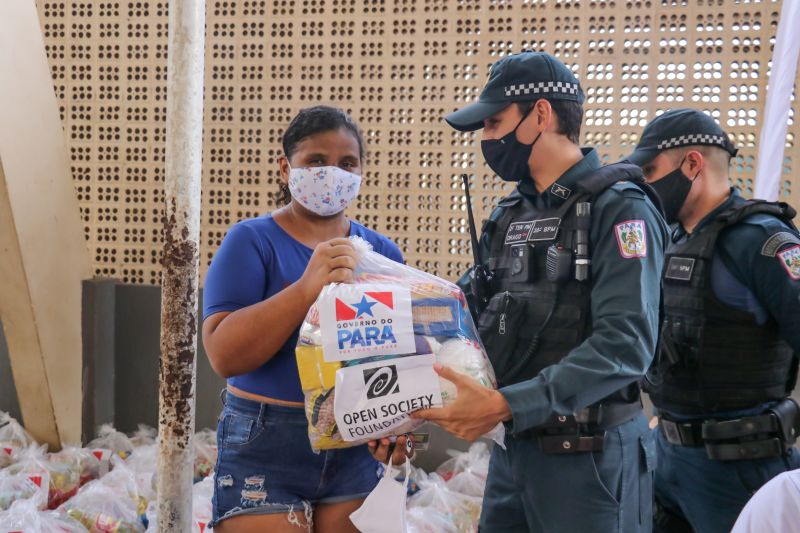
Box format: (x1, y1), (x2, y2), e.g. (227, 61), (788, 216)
(626, 108), (800, 533)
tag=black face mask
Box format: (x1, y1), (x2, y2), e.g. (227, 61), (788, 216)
(481, 108), (542, 182)
(650, 160), (696, 225)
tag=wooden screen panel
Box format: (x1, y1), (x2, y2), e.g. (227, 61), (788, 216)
(35, 0), (798, 285)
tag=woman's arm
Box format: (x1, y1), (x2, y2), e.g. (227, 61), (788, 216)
(203, 238), (357, 378)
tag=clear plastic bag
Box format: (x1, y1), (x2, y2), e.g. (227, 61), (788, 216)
(406, 506), (460, 533)
(192, 475), (214, 532)
(62, 480), (144, 533)
(5, 444), (82, 510)
(129, 425), (157, 449)
(296, 236), (503, 451)
(0, 470), (43, 511)
(435, 442), (490, 482)
(193, 429), (217, 482)
(0, 412), (35, 467)
(407, 473), (482, 533)
(123, 444), (158, 504)
(87, 425), (134, 460)
(144, 475), (214, 533)
(0, 498), (88, 533)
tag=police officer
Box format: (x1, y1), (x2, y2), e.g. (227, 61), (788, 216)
(625, 108), (800, 533)
(412, 51), (667, 532)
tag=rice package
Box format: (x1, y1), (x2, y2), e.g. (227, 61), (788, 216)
(296, 236), (500, 450)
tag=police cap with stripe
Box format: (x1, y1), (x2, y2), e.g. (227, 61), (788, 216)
(445, 51), (585, 132)
(625, 108), (739, 166)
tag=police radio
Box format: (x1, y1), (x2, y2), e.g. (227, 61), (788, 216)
(462, 174), (493, 315)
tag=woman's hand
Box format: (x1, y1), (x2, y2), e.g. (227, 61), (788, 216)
(298, 238), (358, 302)
(368, 434), (414, 465)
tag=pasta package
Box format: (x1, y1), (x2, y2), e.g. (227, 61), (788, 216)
(296, 236), (502, 451)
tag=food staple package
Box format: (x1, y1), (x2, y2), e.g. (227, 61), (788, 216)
(296, 236), (503, 450)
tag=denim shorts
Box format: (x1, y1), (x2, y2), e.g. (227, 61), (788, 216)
(209, 391), (381, 528)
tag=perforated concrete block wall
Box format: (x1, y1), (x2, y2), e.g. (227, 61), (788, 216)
(35, 0), (799, 285)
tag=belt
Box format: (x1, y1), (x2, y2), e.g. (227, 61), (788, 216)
(514, 399), (643, 454)
(659, 399), (799, 461)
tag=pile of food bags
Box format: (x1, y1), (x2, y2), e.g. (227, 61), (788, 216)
(0, 413), (218, 532)
(405, 442), (491, 533)
(296, 236), (502, 450)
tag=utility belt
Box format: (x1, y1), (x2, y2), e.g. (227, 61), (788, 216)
(659, 398), (800, 461)
(513, 398), (643, 455)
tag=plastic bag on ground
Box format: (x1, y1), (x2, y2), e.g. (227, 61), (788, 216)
(0, 412), (35, 468)
(88, 424), (134, 460)
(0, 498), (88, 533)
(145, 476), (215, 533)
(194, 429), (217, 482)
(62, 479), (144, 533)
(0, 470), (43, 511)
(129, 425), (157, 449)
(123, 444), (158, 505)
(5, 444), (82, 510)
(296, 236), (503, 451)
(407, 473), (482, 533)
(406, 506), (460, 533)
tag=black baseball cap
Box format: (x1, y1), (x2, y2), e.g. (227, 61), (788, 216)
(625, 108), (738, 166)
(445, 51), (585, 132)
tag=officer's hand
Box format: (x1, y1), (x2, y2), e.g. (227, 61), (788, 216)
(367, 434), (413, 464)
(411, 365), (512, 442)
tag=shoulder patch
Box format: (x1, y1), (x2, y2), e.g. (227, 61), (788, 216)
(777, 245), (800, 280)
(614, 220), (648, 258)
(760, 231), (800, 257)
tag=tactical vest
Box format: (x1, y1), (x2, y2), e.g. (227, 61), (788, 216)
(477, 163), (659, 392)
(646, 200), (800, 415)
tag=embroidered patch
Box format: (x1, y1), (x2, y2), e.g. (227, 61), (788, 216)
(777, 245), (800, 280)
(550, 183), (572, 200)
(761, 232), (800, 257)
(614, 220), (648, 258)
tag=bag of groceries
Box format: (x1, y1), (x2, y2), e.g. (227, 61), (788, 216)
(296, 236), (503, 450)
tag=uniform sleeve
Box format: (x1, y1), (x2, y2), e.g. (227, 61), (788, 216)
(718, 222), (800, 354)
(202, 223), (268, 320)
(500, 186), (668, 432)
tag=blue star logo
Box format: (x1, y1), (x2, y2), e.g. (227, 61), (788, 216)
(352, 296), (378, 318)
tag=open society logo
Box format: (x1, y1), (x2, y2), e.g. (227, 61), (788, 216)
(335, 292), (398, 350)
(363, 365), (400, 399)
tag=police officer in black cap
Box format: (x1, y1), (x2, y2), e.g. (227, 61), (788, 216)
(413, 51), (667, 532)
(626, 108), (800, 533)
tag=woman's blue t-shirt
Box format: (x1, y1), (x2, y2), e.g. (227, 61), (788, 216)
(203, 214), (404, 402)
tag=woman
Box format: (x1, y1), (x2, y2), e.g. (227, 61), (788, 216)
(203, 106), (410, 532)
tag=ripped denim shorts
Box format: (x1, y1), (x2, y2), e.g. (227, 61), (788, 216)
(209, 391), (381, 528)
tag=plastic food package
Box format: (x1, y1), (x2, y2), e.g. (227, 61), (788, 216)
(435, 442), (491, 483)
(192, 475), (214, 532)
(50, 445), (102, 502)
(0, 498), (88, 533)
(62, 480), (144, 533)
(123, 444), (158, 504)
(406, 506), (460, 533)
(144, 475), (214, 533)
(0, 470), (43, 511)
(0, 412), (35, 468)
(5, 444), (81, 510)
(129, 425), (157, 449)
(193, 429), (217, 482)
(407, 473), (482, 533)
(296, 236), (503, 450)
(63, 458), (148, 533)
(88, 425), (134, 460)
